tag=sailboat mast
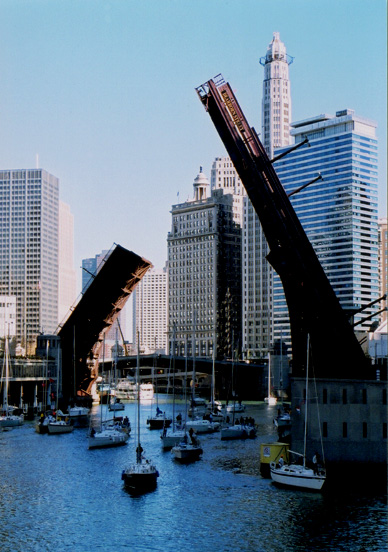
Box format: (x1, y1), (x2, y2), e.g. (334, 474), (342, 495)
(192, 311), (196, 403)
(303, 334), (310, 468)
(4, 328), (9, 415)
(136, 332), (141, 462)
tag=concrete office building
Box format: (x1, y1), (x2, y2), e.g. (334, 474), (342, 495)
(0, 169), (59, 355)
(58, 201), (77, 325)
(133, 266), (168, 354)
(167, 168), (241, 359)
(274, 110), (380, 344)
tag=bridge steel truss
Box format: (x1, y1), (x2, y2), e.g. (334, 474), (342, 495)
(196, 76), (369, 379)
(58, 244), (152, 403)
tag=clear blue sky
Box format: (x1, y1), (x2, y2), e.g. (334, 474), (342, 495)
(1, 0), (386, 294)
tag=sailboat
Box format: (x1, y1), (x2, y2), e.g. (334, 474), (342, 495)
(270, 335), (326, 491)
(0, 330), (23, 428)
(265, 350), (277, 406)
(203, 350), (223, 423)
(147, 348), (172, 430)
(161, 328), (185, 450)
(225, 339), (245, 414)
(172, 323), (203, 462)
(35, 339), (50, 433)
(108, 334), (125, 412)
(89, 335), (129, 449)
(221, 345), (255, 440)
(121, 339), (159, 492)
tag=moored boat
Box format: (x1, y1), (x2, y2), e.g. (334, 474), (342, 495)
(47, 417), (74, 434)
(270, 335), (326, 491)
(88, 426), (129, 449)
(220, 422), (256, 441)
(121, 340), (159, 493)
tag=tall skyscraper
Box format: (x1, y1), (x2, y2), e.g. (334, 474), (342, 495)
(167, 168), (241, 359)
(133, 266), (168, 354)
(260, 32), (293, 158)
(274, 109), (379, 343)
(242, 32), (293, 359)
(0, 169), (59, 355)
(378, 218), (387, 323)
(58, 201), (77, 325)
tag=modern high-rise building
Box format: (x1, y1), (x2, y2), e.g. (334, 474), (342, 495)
(242, 32), (293, 359)
(133, 266), (168, 354)
(378, 218), (387, 323)
(0, 169), (59, 355)
(81, 248), (126, 348)
(58, 201), (77, 325)
(273, 109), (380, 343)
(167, 168), (242, 359)
(81, 249), (110, 292)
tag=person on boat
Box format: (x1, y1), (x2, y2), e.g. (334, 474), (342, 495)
(136, 445), (143, 462)
(278, 455), (284, 468)
(313, 452), (321, 474)
(90, 427), (96, 437)
(156, 406), (162, 416)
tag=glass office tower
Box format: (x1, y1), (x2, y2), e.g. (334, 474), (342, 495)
(273, 110), (379, 345)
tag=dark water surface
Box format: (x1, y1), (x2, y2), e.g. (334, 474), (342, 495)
(0, 400), (386, 552)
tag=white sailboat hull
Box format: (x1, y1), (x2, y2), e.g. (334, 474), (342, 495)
(172, 443), (203, 462)
(161, 430), (186, 450)
(186, 419), (220, 434)
(47, 421), (74, 434)
(0, 415), (23, 427)
(88, 429), (129, 449)
(220, 424), (256, 440)
(270, 464), (325, 491)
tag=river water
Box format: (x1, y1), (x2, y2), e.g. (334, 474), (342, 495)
(0, 399), (386, 552)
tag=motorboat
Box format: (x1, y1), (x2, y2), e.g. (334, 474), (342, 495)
(115, 378), (136, 400)
(140, 383), (154, 401)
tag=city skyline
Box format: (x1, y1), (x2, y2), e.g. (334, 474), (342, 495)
(0, 1), (386, 292)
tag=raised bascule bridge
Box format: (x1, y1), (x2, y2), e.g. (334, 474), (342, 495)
(196, 75), (386, 476)
(57, 244), (151, 406)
